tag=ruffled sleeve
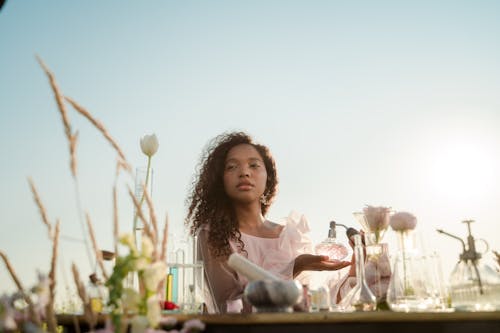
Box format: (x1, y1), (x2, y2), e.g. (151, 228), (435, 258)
(259, 211), (314, 282)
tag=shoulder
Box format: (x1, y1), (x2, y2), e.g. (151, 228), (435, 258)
(266, 220), (284, 231)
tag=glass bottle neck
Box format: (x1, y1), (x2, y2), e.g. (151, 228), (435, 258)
(355, 241), (366, 283)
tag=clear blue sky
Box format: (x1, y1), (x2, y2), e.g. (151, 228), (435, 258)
(1, 1), (499, 303)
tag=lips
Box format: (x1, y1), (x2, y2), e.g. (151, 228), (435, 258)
(236, 181), (253, 190)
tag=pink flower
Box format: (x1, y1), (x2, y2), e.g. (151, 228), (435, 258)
(363, 205), (391, 231)
(355, 205), (391, 244)
(389, 212), (417, 231)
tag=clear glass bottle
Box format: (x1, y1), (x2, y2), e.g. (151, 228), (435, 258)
(315, 221), (350, 261)
(439, 220), (500, 311)
(339, 234), (376, 311)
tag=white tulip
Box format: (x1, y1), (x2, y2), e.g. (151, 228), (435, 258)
(140, 134), (159, 157)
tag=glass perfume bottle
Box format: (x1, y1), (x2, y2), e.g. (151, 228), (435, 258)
(315, 221), (350, 261)
(339, 233), (376, 311)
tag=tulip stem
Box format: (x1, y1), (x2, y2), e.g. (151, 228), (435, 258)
(133, 156), (152, 246)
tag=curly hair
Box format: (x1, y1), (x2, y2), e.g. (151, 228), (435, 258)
(185, 132), (278, 259)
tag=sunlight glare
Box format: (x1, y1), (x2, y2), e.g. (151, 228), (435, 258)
(428, 140), (496, 202)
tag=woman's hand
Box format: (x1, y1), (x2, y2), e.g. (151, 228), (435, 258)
(293, 254), (351, 278)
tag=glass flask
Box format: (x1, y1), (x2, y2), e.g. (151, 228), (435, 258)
(438, 220), (500, 311)
(339, 234), (376, 311)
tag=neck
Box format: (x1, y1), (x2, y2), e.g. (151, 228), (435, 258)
(233, 202), (265, 229)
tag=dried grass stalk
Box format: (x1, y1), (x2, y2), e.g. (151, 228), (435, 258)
(85, 213), (108, 280)
(142, 184), (159, 252)
(28, 177), (53, 238)
(127, 186), (154, 243)
(160, 213), (169, 262)
(36, 55), (78, 177)
(64, 96), (132, 173)
(0, 251), (41, 325)
(115, 157), (129, 179)
(71, 263), (97, 328)
(46, 221), (60, 333)
(113, 186), (119, 257)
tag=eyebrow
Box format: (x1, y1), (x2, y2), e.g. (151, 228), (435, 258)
(225, 157), (263, 164)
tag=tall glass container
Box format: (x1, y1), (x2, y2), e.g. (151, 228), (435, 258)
(339, 234), (376, 311)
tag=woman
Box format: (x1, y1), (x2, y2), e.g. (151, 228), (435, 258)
(185, 132), (350, 313)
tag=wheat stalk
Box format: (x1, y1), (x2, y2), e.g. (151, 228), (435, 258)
(28, 177), (53, 238)
(71, 263), (97, 328)
(113, 186), (119, 257)
(64, 96), (132, 174)
(36, 55), (78, 177)
(0, 251), (41, 325)
(160, 213), (169, 262)
(85, 213), (109, 280)
(46, 221), (60, 333)
(116, 157), (129, 179)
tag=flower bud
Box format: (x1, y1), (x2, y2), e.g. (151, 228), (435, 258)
(140, 134), (159, 157)
(390, 212), (417, 231)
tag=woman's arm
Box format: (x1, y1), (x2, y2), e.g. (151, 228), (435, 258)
(197, 229), (245, 313)
(292, 254), (351, 278)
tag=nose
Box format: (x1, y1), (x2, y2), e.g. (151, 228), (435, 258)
(239, 165), (250, 177)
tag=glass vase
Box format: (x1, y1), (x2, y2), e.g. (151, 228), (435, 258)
(387, 230), (433, 312)
(364, 242), (391, 308)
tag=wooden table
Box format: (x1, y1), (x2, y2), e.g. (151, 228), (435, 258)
(57, 311), (500, 333)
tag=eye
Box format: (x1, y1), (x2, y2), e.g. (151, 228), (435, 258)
(225, 164), (237, 171)
(249, 162), (261, 168)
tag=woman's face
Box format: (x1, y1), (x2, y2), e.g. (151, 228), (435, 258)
(223, 144), (268, 206)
